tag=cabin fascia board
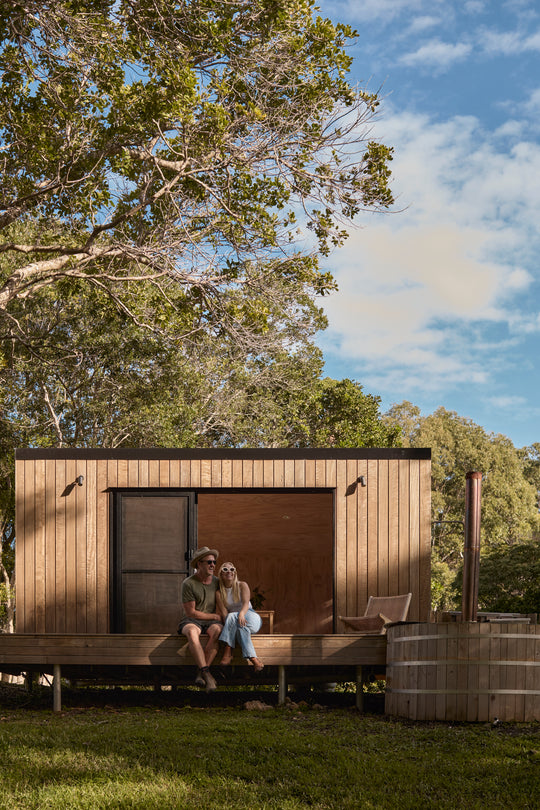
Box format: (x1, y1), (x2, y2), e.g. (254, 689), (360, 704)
(15, 447), (430, 461)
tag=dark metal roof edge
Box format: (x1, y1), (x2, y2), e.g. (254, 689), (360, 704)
(15, 447), (431, 461)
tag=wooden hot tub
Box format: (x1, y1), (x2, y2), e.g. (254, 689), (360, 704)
(385, 621), (540, 722)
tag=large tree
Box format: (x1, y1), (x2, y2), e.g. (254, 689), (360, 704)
(1, 265), (397, 450)
(0, 0), (393, 351)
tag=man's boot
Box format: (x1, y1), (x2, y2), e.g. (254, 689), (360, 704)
(194, 669), (206, 688)
(201, 667), (217, 692)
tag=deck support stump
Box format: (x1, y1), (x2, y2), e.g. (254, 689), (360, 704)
(24, 671), (36, 691)
(355, 666), (364, 711)
(53, 664), (62, 712)
(278, 665), (287, 704)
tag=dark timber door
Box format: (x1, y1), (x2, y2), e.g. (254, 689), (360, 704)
(112, 492), (195, 632)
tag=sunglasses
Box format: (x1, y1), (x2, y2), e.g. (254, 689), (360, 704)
(220, 566), (236, 573)
(201, 559), (216, 565)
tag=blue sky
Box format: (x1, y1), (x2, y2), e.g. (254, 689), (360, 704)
(316, 0), (540, 449)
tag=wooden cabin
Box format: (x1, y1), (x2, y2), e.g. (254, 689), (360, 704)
(9, 447), (539, 723)
(14, 448), (432, 636)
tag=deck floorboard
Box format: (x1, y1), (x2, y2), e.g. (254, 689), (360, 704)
(0, 633), (387, 668)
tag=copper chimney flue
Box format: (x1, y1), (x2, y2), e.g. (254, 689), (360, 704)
(462, 471), (482, 622)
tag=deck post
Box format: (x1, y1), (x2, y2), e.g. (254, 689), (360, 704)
(355, 666), (364, 711)
(278, 665), (287, 704)
(53, 664), (62, 712)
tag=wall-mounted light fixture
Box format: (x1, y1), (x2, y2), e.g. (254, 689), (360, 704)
(76, 475), (84, 487)
(346, 474), (367, 495)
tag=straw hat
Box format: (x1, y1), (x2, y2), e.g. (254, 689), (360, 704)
(190, 546), (219, 569)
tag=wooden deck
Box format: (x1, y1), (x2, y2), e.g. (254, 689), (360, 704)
(0, 633), (387, 711)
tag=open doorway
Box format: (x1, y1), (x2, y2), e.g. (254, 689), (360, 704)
(197, 491), (334, 634)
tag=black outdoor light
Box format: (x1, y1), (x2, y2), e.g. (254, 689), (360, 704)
(76, 475), (84, 486)
(346, 474), (367, 495)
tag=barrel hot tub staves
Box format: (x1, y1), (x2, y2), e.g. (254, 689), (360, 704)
(385, 621), (540, 722)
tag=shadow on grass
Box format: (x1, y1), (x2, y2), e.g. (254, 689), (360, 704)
(0, 679), (385, 713)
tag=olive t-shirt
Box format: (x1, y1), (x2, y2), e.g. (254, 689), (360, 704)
(181, 574), (218, 615)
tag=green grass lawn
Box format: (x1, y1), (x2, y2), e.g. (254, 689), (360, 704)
(0, 689), (538, 809)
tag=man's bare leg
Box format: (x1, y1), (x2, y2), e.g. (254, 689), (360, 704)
(204, 623), (222, 667)
(182, 625), (206, 668)
(182, 623), (218, 691)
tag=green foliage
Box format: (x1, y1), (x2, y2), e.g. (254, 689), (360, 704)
(520, 442), (540, 509)
(288, 377), (401, 448)
(250, 586), (266, 610)
(0, 582), (14, 631)
(385, 402), (540, 612)
(1, 272), (396, 451)
(386, 403), (540, 563)
(0, 0), (394, 326)
(478, 541), (540, 615)
(430, 555), (459, 613)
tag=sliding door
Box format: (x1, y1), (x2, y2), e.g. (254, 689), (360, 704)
(112, 492), (195, 632)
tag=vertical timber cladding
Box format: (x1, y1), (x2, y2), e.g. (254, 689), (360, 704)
(337, 455), (431, 624)
(14, 448), (431, 634)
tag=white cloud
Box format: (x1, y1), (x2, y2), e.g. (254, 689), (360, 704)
(318, 106), (540, 394)
(464, 1), (486, 12)
(320, 222), (517, 372)
(405, 15), (442, 35)
(490, 395), (528, 409)
(480, 29), (525, 55)
(477, 25), (540, 56)
(399, 38), (472, 70)
(506, 311), (540, 334)
(524, 87), (540, 113)
(494, 120), (526, 139)
(524, 30), (540, 49)
(325, 0), (435, 24)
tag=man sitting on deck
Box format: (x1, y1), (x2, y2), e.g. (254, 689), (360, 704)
(178, 547), (223, 692)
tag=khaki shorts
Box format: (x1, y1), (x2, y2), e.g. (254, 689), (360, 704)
(177, 617), (222, 635)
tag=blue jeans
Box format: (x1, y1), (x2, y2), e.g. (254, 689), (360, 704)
(219, 609), (262, 659)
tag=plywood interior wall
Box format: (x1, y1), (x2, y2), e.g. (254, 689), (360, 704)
(15, 452), (431, 633)
(197, 492), (333, 634)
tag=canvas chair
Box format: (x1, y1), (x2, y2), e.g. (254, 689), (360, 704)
(339, 593), (412, 634)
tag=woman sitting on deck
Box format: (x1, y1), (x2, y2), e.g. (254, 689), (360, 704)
(216, 562), (264, 672)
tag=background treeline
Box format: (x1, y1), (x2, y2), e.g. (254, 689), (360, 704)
(384, 404), (540, 616)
